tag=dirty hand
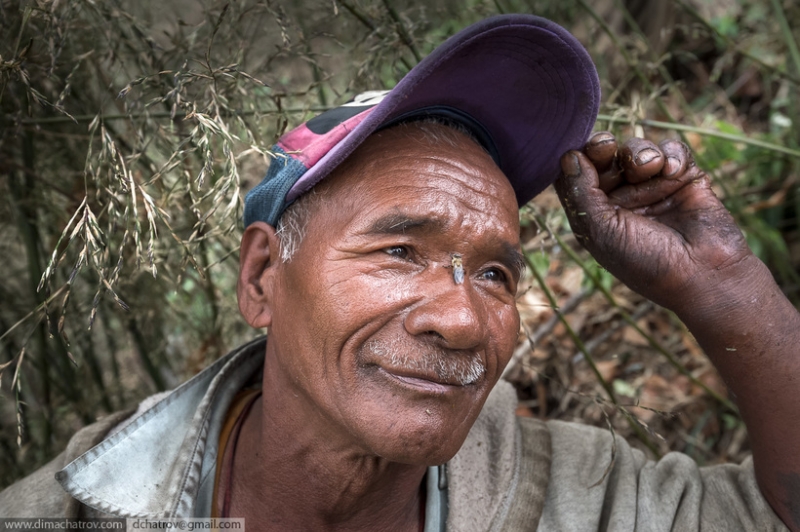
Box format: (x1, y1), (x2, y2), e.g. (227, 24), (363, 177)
(554, 132), (755, 312)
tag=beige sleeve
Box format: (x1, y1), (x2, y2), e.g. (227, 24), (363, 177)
(536, 420), (788, 532)
(0, 408), (135, 518)
(0, 451), (71, 517)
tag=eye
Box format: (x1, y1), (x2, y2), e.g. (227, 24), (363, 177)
(480, 267), (507, 284)
(384, 246), (410, 260)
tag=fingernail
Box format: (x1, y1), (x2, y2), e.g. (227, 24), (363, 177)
(590, 132), (615, 146)
(561, 153), (581, 177)
(664, 156), (680, 176)
(635, 148), (660, 166)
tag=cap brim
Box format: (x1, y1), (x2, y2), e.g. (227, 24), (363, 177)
(286, 14), (600, 207)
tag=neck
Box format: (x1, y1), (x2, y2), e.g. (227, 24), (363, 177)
(222, 355), (427, 531)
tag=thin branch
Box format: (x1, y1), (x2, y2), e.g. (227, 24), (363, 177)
(0, 285), (66, 358)
(381, 0), (421, 63)
(14, 106), (332, 125)
(524, 252), (662, 456)
(336, 0), (413, 71)
(770, 0), (800, 77)
(597, 114), (800, 159)
(673, 0), (800, 86)
(536, 214), (739, 414)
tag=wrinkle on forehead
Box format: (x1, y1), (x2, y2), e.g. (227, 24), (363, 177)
(331, 123), (514, 195)
(364, 152), (510, 204)
(313, 122), (520, 239)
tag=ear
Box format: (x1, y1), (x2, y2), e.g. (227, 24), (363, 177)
(238, 222), (281, 329)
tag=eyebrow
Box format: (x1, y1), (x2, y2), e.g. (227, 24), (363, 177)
(363, 214), (446, 236)
(501, 241), (526, 281)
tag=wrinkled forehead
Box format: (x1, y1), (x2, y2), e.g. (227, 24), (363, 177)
(310, 122), (521, 234)
(322, 120), (516, 203)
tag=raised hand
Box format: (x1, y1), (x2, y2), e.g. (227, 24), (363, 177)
(554, 131), (754, 313)
(556, 132), (800, 530)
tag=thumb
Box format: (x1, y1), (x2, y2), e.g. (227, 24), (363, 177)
(554, 150), (615, 246)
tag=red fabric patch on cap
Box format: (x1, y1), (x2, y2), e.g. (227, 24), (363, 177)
(277, 107), (375, 169)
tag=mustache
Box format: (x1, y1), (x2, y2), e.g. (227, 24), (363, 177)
(362, 338), (485, 386)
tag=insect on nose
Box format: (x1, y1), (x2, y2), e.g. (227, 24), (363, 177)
(403, 257), (486, 350)
(451, 253), (464, 284)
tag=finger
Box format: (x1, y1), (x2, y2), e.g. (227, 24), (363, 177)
(658, 138), (690, 178)
(607, 139), (699, 210)
(608, 170), (700, 210)
(584, 131), (623, 193)
(555, 150), (616, 247)
(598, 161), (624, 193)
(635, 174), (712, 218)
(619, 138), (665, 184)
(584, 131), (617, 171)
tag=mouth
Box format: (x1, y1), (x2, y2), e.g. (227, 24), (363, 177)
(377, 367), (460, 393)
(359, 337), (487, 390)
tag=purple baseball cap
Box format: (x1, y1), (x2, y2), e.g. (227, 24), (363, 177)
(244, 14), (600, 227)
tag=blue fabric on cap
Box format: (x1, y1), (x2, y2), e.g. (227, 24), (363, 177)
(245, 108), (494, 228)
(243, 146), (307, 227)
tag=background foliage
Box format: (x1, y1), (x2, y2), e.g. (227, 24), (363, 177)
(1, 0), (798, 488)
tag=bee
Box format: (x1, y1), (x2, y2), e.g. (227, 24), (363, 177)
(451, 253), (464, 285)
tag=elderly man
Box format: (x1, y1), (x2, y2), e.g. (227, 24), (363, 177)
(2, 14), (799, 532)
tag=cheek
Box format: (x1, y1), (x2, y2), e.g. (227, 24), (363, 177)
(291, 266), (418, 355)
(487, 305), (520, 368)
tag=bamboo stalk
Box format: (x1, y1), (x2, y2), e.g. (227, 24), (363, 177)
(127, 318), (167, 392)
(98, 303), (125, 407)
(81, 333), (114, 414)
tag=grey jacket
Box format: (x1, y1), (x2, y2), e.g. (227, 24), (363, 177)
(0, 338), (787, 531)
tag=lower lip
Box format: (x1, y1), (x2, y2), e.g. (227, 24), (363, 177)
(379, 369), (456, 394)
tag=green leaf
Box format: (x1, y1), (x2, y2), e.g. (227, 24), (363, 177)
(710, 16), (738, 38)
(722, 413), (741, 430)
(613, 379), (637, 398)
(526, 251), (550, 279)
(582, 259), (614, 292)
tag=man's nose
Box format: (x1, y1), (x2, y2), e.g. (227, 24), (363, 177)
(403, 273), (487, 350)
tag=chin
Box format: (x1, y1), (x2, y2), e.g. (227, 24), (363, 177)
(337, 364), (497, 465)
(356, 403), (481, 466)
(377, 437), (465, 467)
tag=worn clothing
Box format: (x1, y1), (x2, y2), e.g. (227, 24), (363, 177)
(0, 338), (787, 531)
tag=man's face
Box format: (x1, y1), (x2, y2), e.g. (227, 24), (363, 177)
(266, 123), (522, 465)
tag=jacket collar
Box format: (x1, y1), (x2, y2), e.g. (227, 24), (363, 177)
(57, 337), (266, 518)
